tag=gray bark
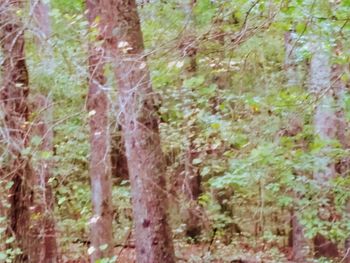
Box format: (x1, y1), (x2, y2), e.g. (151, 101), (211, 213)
(284, 30), (301, 87)
(310, 36), (339, 259)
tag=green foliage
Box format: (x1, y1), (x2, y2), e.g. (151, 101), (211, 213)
(0, 0), (349, 261)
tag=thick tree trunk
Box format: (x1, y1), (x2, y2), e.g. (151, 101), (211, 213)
(100, 0), (175, 262)
(310, 38), (339, 259)
(86, 0), (113, 261)
(30, 1), (60, 262)
(0, 0), (33, 261)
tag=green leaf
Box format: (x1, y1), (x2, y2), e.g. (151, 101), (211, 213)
(31, 136), (42, 147)
(183, 76), (205, 89)
(58, 196), (66, 205)
(99, 244), (108, 251)
(5, 181), (14, 190)
(5, 237), (15, 244)
(192, 158), (202, 165)
(0, 253), (6, 260)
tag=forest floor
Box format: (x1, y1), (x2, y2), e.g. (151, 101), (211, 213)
(65, 240), (293, 262)
(116, 243), (292, 263)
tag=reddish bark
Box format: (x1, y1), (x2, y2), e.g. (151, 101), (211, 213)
(0, 0), (33, 261)
(30, 1), (60, 261)
(86, 0), (113, 261)
(31, 95), (60, 263)
(100, 0), (175, 262)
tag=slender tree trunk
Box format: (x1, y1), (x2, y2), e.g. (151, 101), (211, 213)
(291, 213), (308, 262)
(86, 0), (113, 261)
(310, 37), (339, 259)
(31, 95), (59, 263)
(100, 0), (175, 262)
(30, 1), (60, 262)
(284, 29), (309, 262)
(179, 0), (203, 240)
(284, 30), (300, 87)
(0, 0), (34, 261)
(110, 126), (129, 184)
(31, 0), (51, 42)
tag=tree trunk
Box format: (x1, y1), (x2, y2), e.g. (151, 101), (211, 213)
(86, 0), (113, 261)
(179, 0), (203, 240)
(284, 29), (309, 262)
(31, 95), (60, 263)
(100, 0), (175, 262)
(31, 0), (51, 42)
(291, 212), (309, 262)
(310, 37), (339, 259)
(110, 125), (129, 184)
(284, 30), (300, 87)
(0, 0), (33, 261)
(30, 1), (60, 262)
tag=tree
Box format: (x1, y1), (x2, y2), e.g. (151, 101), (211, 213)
(310, 34), (339, 259)
(29, 1), (60, 261)
(179, 0), (203, 240)
(31, 94), (60, 263)
(86, 0), (113, 261)
(284, 30), (301, 87)
(99, 0), (175, 262)
(0, 0), (34, 261)
(284, 29), (309, 262)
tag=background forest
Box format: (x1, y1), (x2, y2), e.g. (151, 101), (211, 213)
(0, 0), (350, 262)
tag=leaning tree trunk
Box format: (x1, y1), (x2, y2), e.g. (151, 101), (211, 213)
(30, 1), (60, 262)
(310, 37), (339, 259)
(86, 0), (113, 261)
(100, 0), (175, 262)
(0, 0), (34, 261)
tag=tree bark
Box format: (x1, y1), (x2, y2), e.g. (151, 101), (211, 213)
(310, 37), (339, 259)
(284, 30), (309, 262)
(291, 212), (309, 262)
(30, 1), (60, 262)
(284, 30), (300, 87)
(31, 95), (60, 263)
(110, 125), (129, 184)
(100, 0), (175, 262)
(179, 0), (203, 240)
(0, 0), (33, 261)
(31, 0), (51, 43)
(86, 0), (114, 261)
